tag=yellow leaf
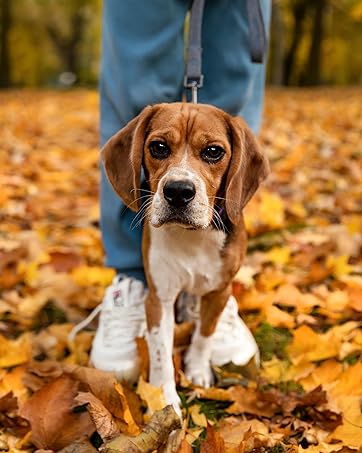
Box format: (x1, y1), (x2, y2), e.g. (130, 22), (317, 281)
(114, 383), (140, 436)
(136, 376), (166, 414)
(287, 325), (340, 365)
(71, 265), (115, 287)
(330, 362), (362, 399)
(287, 201), (307, 218)
(259, 192), (286, 229)
(328, 396), (362, 448)
(265, 246), (291, 265)
(263, 303), (295, 329)
(0, 333), (32, 368)
(261, 357), (290, 383)
(299, 360), (342, 391)
(188, 405), (208, 428)
(325, 290), (349, 312)
(299, 443), (346, 453)
(0, 366), (28, 404)
(326, 255), (353, 279)
(185, 428), (204, 445)
(17, 252), (50, 286)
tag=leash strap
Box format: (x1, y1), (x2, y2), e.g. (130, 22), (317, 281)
(184, 0), (205, 104)
(184, 0), (267, 103)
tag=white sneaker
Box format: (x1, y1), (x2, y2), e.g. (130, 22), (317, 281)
(179, 293), (259, 366)
(86, 275), (146, 382)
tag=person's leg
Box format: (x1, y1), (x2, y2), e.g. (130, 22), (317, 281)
(93, 0), (189, 378)
(199, 0), (271, 133)
(100, 0), (189, 281)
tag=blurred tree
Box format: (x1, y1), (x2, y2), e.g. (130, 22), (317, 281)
(269, 0), (285, 85)
(0, 0), (11, 87)
(43, 0), (89, 82)
(282, 0), (311, 85)
(8, 0), (100, 87)
(301, 0), (327, 85)
(268, 0), (362, 86)
(0, 0), (360, 88)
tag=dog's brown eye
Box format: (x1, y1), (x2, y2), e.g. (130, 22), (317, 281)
(201, 146), (225, 163)
(149, 141), (170, 159)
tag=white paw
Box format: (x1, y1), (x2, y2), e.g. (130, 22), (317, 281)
(184, 352), (214, 387)
(185, 364), (214, 387)
(163, 382), (182, 417)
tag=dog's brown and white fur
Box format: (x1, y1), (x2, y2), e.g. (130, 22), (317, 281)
(102, 103), (269, 413)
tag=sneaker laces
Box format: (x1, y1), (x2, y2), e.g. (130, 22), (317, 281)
(68, 304), (102, 343)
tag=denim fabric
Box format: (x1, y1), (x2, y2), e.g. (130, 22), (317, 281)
(100, 0), (271, 280)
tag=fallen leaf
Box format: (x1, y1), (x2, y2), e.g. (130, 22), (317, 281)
(137, 376), (166, 414)
(287, 325), (341, 365)
(114, 383), (141, 436)
(75, 392), (119, 441)
(0, 333), (32, 368)
(200, 425), (225, 453)
(20, 376), (95, 450)
(71, 266), (115, 287)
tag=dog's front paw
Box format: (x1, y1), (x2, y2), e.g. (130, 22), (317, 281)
(184, 350), (214, 388)
(185, 364), (214, 388)
(162, 382), (182, 417)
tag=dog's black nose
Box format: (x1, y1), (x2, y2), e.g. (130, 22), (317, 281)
(163, 180), (196, 208)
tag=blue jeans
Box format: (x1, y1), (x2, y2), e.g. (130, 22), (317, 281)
(100, 0), (271, 282)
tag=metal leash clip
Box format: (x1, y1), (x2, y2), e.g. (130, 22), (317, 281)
(184, 75), (204, 104)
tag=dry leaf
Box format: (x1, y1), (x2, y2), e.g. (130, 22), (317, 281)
(200, 425), (225, 453)
(137, 376), (166, 414)
(20, 376), (94, 450)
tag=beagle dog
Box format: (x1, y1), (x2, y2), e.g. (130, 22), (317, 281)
(102, 103), (269, 413)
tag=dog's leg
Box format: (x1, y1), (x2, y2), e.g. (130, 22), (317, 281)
(145, 290), (181, 415)
(184, 286), (230, 387)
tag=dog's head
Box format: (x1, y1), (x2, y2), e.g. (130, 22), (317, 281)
(102, 103), (269, 228)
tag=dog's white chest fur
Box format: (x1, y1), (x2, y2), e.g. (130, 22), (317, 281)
(149, 225), (226, 300)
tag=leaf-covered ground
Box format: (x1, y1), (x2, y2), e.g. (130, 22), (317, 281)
(0, 89), (361, 453)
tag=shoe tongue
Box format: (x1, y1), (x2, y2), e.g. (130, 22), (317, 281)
(110, 280), (144, 308)
(112, 288), (126, 307)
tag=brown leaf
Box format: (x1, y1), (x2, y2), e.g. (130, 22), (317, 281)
(175, 438), (193, 453)
(200, 425), (225, 453)
(63, 364), (125, 419)
(23, 359), (63, 392)
(218, 417), (270, 451)
(48, 249), (83, 273)
(0, 244), (27, 272)
(0, 391), (18, 412)
(75, 392), (120, 441)
(259, 385), (327, 414)
(226, 386), (275, 418)
(0, 391), (30, 437)
(20, 375), (95, 450)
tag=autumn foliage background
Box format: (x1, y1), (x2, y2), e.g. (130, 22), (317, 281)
(0, 1), (362, 452)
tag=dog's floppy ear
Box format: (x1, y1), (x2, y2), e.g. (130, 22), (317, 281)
(225, 116), (270, 225)
(101, 105), (155, 211)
